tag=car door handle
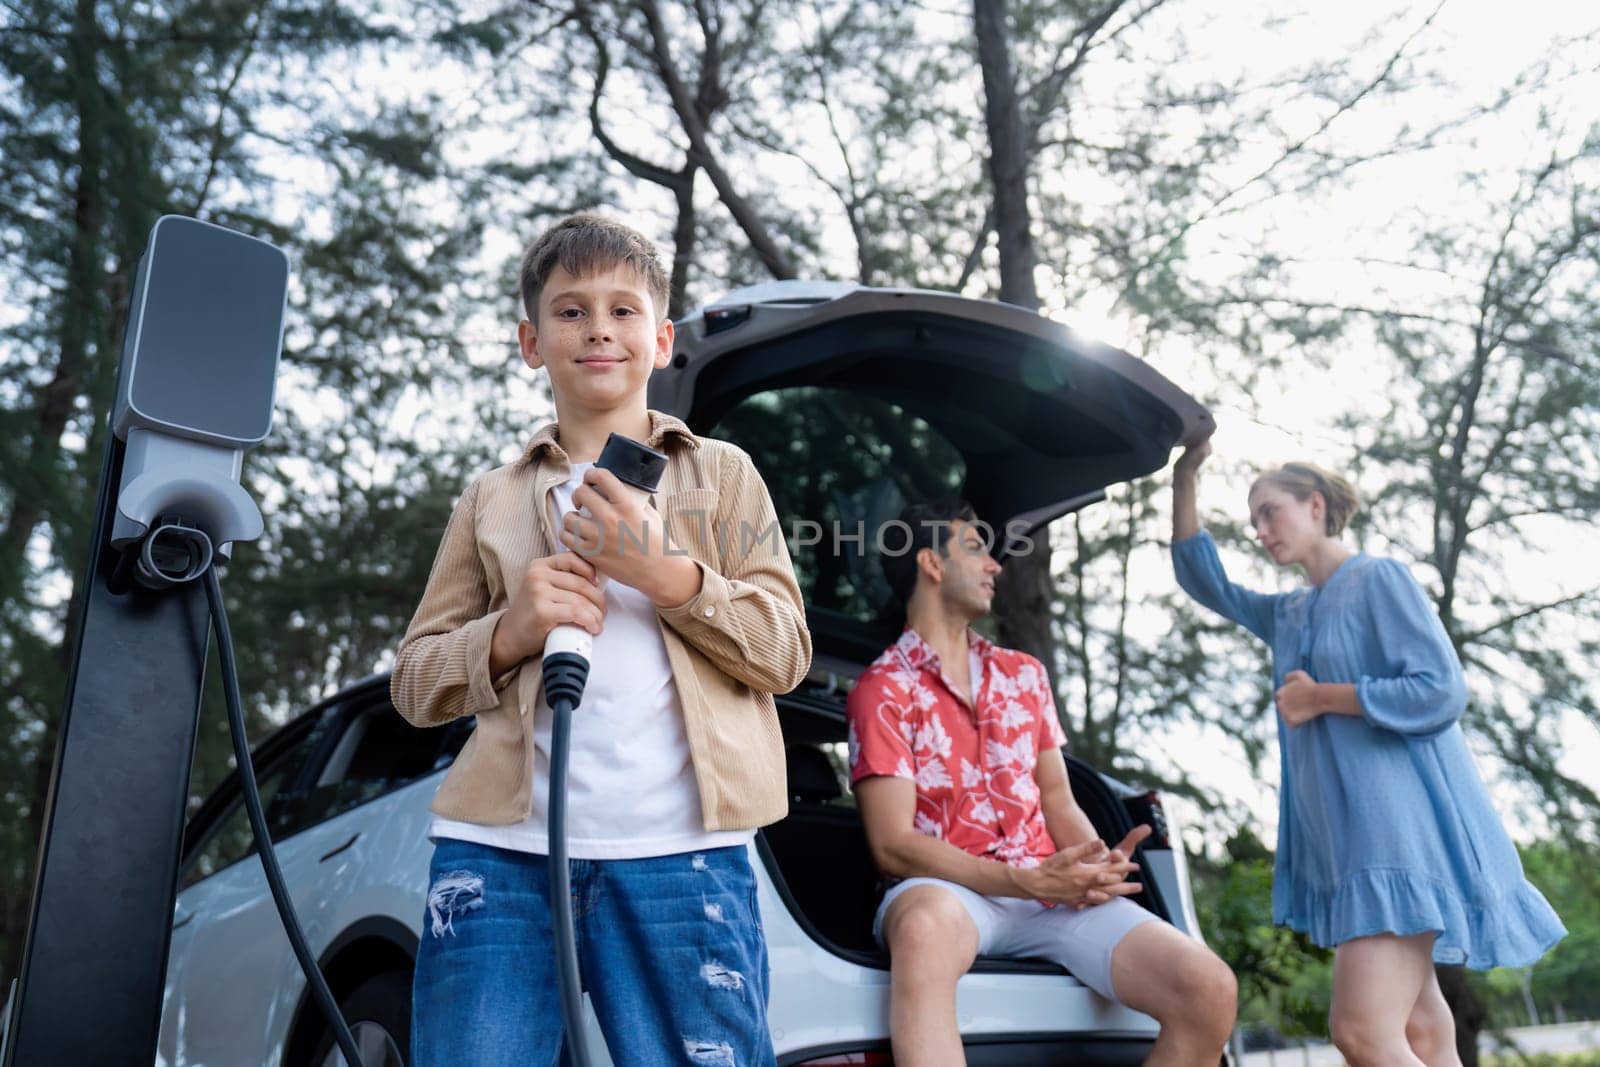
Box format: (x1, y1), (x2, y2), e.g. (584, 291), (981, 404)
(318, 833), (360, 863)
(172, 908), (195, 931)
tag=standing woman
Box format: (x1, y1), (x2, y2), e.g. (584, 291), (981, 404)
(1170, 432), (1564, 1067)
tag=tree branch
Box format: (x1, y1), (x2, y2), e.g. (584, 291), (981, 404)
(1025, 0), (1170, 153)
(579, 16), (691, 189)
(1134, 0), (1448, 280)
(632, 0), (796, 278)
(190, 3), (268, 216)
(955, 205), (993, 291)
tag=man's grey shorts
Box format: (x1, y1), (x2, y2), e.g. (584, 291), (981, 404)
(873, 876), (1161, 1000)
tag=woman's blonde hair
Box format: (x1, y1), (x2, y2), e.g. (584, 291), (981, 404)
(1250, 462), (1361, 536)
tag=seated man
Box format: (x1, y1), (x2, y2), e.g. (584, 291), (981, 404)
(848, 499), (1237, 1066)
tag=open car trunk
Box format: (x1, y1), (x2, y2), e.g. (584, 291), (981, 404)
(652, 281), (1211, 663)
(652, 282), (1207, 973)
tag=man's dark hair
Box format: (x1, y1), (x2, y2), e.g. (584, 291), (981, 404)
(880, 497), (978, 607)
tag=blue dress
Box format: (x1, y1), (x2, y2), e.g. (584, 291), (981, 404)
(1173, 530), (1565, 967)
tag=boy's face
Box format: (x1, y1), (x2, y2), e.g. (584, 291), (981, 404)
(517, 263), (673, 416)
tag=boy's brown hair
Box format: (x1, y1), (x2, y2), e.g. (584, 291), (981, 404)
(519, 213), (672, 322)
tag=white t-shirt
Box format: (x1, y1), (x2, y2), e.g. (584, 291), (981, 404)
(431, 462), (754, 859)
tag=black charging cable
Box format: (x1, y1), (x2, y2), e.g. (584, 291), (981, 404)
(202, 565), (376, 1067)
(542, 652), (592, 1067)
(537, 432), (666, 1066)
(126, 519), (372, 1067)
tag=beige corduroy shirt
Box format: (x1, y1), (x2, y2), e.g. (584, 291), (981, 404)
(391, 410), (811, 832)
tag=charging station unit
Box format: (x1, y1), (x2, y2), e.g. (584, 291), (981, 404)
(2, 216), (287, 1066)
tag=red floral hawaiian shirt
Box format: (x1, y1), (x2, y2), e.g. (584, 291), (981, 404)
(847, 627), (1068, 868)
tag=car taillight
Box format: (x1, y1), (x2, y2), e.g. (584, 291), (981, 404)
(791, 1053), (894, 1065)
(1126, 791), (1172, 850)
(703, 304), (752, 335)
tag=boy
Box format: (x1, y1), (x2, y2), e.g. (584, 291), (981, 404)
(392, 214), (811, 1065)
(849, 499), (1236, 1066)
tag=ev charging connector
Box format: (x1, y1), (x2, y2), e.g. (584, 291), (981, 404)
(543, 433), (668, 1067)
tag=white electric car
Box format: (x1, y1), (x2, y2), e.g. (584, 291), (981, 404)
(157, 281), (1215, 1066)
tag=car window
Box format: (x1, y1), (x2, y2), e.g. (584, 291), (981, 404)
(711, 385), (965, 624)
(269, 702), (469, 838)
(180, 751), (301, 888)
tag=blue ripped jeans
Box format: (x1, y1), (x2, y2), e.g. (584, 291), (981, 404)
(411, 838), (774, 1067)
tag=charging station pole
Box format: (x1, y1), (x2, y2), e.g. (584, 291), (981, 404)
(2, 217), (287, 1066)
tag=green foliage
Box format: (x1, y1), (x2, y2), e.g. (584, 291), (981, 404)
(1195, 834), (1600, 1038)
(1470, 839), (1600, 1028)
(1191, 828), (1331, 1038)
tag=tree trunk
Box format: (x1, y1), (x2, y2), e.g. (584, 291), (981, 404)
(973, 0), (1058, 690)
(668, 169), (697, 320)
(635, 0), (796, 280)
(579, 20), (701, 319)
(973, 0), (1039, 310)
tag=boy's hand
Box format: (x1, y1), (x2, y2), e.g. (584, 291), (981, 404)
(490, 552), (606, 673)
(561, 467), (702, 607)
(1013, 838), (1142, 909)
